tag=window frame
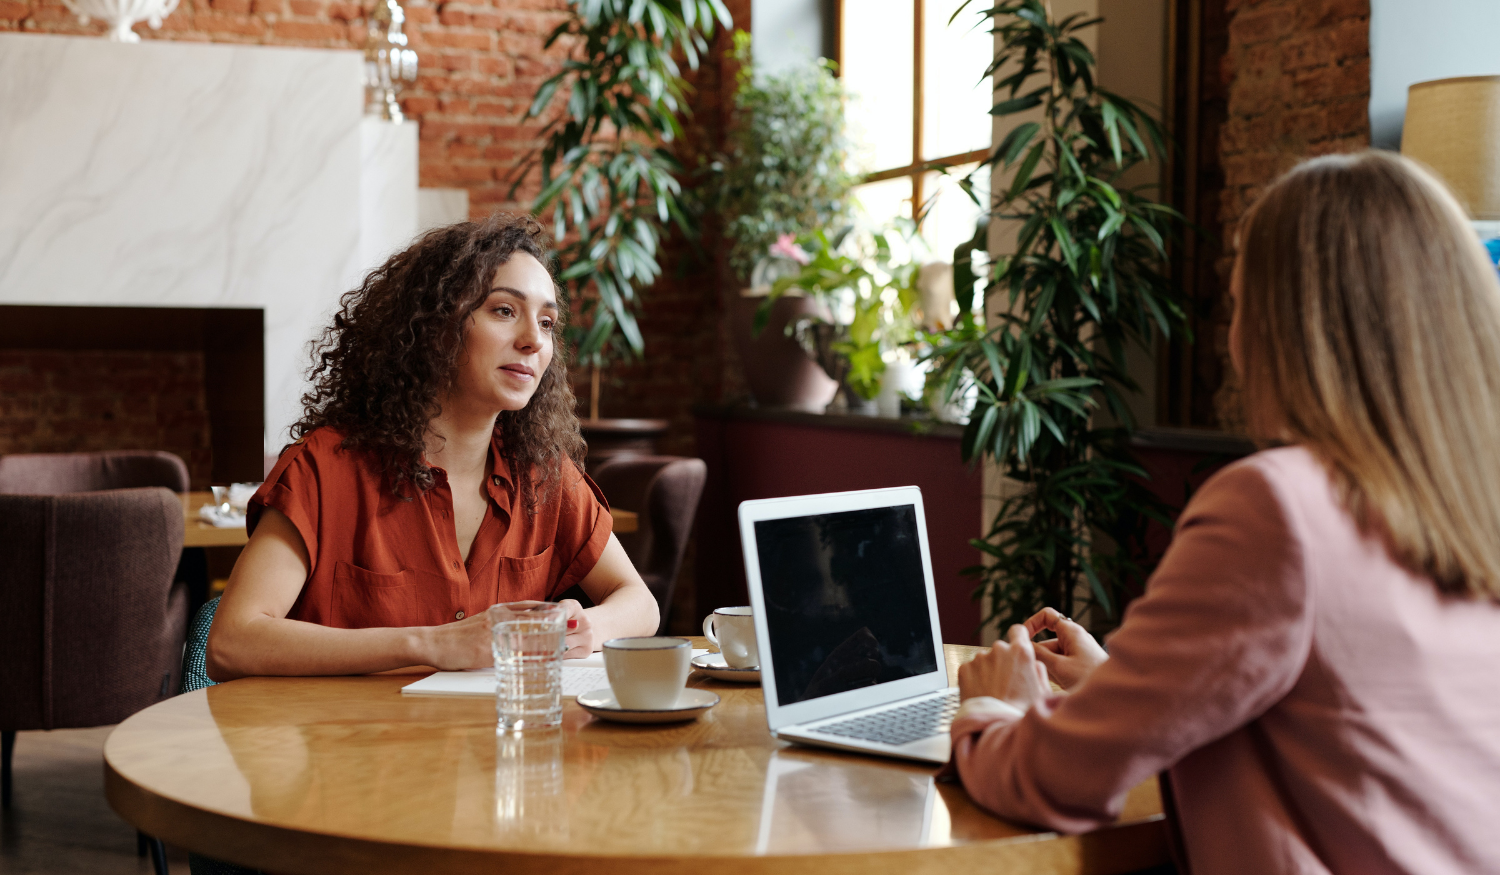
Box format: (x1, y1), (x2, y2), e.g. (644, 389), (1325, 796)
(836, 0), (992, 222)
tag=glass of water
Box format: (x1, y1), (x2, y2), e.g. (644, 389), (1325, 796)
(489, 601), (567, 731)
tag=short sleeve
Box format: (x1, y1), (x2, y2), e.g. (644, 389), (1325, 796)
(247, 439), (321, 576)
(547, 462), (612, 598)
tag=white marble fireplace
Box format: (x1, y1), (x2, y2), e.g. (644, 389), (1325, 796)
(0, 33), (423, 455)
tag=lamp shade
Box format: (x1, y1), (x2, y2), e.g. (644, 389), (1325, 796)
(1402, 75), (1500, 220)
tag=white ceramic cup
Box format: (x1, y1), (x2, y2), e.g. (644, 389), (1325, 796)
(603, 637), (691, 710)
(702, 606), (759, 669)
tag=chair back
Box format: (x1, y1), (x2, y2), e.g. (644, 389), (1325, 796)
(0, 488), (188, 730)
(182, 597), (222, 694)
(0, 450), (190, 494)
(590, 455), (707, 634)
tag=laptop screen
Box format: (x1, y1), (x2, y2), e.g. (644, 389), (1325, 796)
(753, 504), (939, 706)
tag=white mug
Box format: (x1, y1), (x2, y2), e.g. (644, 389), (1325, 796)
(603, 637), (691, 709)
(702, 606), (759, 669)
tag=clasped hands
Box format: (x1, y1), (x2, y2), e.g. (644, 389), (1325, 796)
(956, 608), (1109, 712)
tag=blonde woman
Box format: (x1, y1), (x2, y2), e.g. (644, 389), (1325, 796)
(951, 152), (1500, 875)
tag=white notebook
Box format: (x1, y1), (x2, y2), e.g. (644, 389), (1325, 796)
(400, 650), (710, 699)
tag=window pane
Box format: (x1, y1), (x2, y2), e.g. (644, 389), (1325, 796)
(842, 0), (915, 173)
(921, 163), (988, 263)
(922, 3), (994, 160)
(854, 176), (914, 230)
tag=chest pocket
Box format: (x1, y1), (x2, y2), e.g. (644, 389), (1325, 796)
(332, 561), (449, 629)
(495, 546), (555, 602)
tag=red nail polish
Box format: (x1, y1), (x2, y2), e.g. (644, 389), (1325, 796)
(567, 619), (578, 629)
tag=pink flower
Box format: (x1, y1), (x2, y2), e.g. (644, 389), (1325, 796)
(769, 233), (811, 265)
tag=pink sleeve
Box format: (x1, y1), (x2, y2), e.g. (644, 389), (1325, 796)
(951, 460), (1315, 832)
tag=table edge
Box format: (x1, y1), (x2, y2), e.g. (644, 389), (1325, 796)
(105, 756), (1166, 875)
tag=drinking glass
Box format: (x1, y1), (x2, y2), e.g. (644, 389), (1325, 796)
(489, 601), (567, 731)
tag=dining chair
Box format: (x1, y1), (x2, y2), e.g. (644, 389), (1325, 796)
(178, 596), (263, 875)
(0, 486), (188, 875)
(585, 455), (707, 633)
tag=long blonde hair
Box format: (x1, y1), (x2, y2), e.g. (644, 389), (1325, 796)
(1238, 151), (1500, 599)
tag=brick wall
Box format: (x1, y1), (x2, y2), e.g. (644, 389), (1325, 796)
(1213, 0), (1370, 428)
(0, 350), (214, 487)
(577, 0), (751, 455)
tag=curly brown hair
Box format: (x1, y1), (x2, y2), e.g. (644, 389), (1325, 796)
(293, 213), (585, 509)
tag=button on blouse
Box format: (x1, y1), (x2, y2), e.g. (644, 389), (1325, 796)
(247, 426), (611, 629)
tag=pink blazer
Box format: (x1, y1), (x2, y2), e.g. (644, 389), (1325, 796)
(951, 447), (1500, 874)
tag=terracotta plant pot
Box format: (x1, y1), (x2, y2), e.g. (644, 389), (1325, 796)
(730, 291), (839, 413)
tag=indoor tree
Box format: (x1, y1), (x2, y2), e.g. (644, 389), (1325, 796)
(712, 31), (856, 282)
(512, 0), (731, 416)
(931, 0), (1188, 634)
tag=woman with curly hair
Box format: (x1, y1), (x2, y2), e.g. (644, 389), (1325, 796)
(206, 214), (658, 679)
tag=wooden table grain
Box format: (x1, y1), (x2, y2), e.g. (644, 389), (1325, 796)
(104, 643), (1166, 875)
(179, 491), (638, 548)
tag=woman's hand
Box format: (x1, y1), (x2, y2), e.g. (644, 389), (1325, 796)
(1024, 608), (1109, 691)
(957, 624), (1053, 712)
(560, 599), (594, 658)
(421, 611), (494, 670)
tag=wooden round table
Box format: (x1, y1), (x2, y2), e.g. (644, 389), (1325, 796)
(105, 643), (1167, 875)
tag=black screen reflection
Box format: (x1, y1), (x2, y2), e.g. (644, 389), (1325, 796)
(754, 505), (938, 706)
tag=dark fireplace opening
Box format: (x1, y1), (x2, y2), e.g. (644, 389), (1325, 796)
(0, 305), (264, 490)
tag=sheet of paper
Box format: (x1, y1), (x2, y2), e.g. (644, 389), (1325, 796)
(400, 650), (710, 699)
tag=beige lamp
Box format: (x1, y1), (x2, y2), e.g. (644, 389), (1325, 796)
(1402, 75), (1500, 224)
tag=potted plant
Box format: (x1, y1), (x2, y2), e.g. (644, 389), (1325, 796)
(712, 32), (857, 412)
(759, 225), (921, 415)
(929, 1), (1188, 634)
(511, 0), (732, 421)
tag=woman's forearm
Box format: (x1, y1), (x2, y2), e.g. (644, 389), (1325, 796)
(207, 613), (430, 682)
(584, 580), (661, 645)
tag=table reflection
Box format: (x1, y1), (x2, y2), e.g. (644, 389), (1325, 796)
(755, 749), (937, 854)
(494, 729), (566, 837)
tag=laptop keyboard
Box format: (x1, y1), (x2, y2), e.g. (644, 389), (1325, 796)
(811, 691), (961, 747)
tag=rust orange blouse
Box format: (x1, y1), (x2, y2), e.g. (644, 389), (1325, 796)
(247, 426), (611, 629)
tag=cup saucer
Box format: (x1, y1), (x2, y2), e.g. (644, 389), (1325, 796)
(690, 652), (761, 683)
(576, 688), (720, 724)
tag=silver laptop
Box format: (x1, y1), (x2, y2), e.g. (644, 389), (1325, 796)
(739, 486), (958, 764)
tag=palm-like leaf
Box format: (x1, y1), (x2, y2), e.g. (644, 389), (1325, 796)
(937, 0), (1189, 634)
(512, 0), (730, 364)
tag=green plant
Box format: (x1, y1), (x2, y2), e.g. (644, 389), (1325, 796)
(713, 32), (857, 281)
(930, 0), (1188, 633)
(513, 0), (731, 370)
(760, 226), (921, 401)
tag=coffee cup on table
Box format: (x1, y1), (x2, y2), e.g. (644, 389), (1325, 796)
(702, 606), (759, 669)
(603, 637), (691, 710)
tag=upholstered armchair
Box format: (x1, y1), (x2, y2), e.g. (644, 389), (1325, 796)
(589, 455), (708, 634)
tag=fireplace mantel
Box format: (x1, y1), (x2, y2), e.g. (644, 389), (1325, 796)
(0, 33), (417, 454)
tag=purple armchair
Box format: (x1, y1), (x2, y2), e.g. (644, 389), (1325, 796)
(588, 455), (707, 634)
(0, 451), (191, 875)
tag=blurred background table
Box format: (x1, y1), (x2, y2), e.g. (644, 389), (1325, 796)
(104, 643), (1167, 875)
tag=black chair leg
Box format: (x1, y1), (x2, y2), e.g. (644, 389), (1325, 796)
(2, 729), (14, 809)
(146, 834), (169, 875)
(137, 829), (149, 857)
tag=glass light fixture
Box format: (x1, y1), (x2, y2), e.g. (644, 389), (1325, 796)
(365, 0), (419, 122)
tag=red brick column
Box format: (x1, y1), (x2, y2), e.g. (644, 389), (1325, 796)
(1214, 0), (1370, 428)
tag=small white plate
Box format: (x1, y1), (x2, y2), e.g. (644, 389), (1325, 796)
(691, 652), (761, 683)
(576, 687), (721, 724)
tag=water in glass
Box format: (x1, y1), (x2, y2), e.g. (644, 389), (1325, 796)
(490, 601), (566, 731)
